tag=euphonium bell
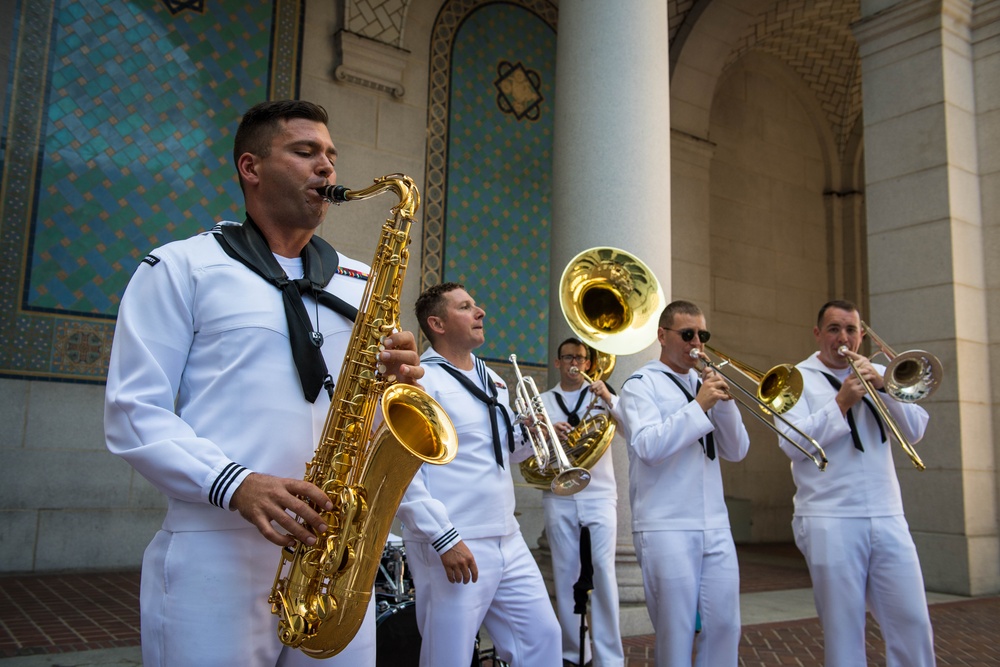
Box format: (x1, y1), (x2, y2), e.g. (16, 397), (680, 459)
(560, 247), (665, 356)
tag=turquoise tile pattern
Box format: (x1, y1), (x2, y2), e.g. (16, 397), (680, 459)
(0, 0), (302, 382)
(438, 2), (556, 366)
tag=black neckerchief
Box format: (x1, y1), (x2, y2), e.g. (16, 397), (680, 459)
(214, 216), (359, 403)
(424, 355), (514, 468)
(661, 372), (716, 460)
(553, 388), (589, 427)
(820, 373), (886, 452)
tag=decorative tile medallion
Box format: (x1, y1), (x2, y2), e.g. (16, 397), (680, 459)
(494, 61), (543, 121)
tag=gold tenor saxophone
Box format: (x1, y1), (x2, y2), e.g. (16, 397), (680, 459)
(268, 174), (458, 658)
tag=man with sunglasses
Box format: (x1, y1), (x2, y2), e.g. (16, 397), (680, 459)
(619, 300), (750, 667)
(538, 337), (625, 667)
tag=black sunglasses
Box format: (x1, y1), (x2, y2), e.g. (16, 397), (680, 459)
(663, 327), (711, 344)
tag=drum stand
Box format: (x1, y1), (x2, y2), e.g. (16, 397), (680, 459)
(571, 526), (594, 667)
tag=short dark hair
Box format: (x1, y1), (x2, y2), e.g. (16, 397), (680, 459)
(557, 337), (588, 358)
(658, 300), (703, 329)
(816, 299), (858, 326)
(415, 282), (465, 342)
(233, 99), (329, 171)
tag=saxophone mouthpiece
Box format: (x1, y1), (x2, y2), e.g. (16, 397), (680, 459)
(317, 184), (350, 204)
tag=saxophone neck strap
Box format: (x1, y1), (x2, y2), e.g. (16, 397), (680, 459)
(214, 216), (358, 403)
(660, 371), (715, 460)
(424, 356), (514, 467)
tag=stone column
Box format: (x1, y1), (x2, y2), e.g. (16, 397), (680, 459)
(854, 0), (999, 595)
(548, 0), (672, 636)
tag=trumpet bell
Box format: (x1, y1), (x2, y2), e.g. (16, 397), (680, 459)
(884, 349), (942, 402)
(559, 247), (665, 355)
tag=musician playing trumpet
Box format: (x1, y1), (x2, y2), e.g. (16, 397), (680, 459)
(539, 338), (625, 667)
(619, 301), (750, 667)
(776, 300), (935, 667)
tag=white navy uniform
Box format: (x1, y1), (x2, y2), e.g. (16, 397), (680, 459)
(539, 385), (625, 667)
(619, 360), (750, 667)
(396, 348), (562, 667)
(778, 352), (934, 667)
(104, 225), (376, 667)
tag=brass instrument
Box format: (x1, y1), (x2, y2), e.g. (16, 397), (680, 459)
(839, 345), (926, 470)
(861, 321), (942, 402)
(510, 354), (592, 496)
(268, 175), (459, 658)
(520, 247), (665, 490)
(559, 247), (665, 355)
(519, 359), (617, 492)
(691, 348), (828, 471)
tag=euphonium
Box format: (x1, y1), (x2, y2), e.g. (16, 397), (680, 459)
(520, 247), (666, 489)
(268, 174), (458, 658)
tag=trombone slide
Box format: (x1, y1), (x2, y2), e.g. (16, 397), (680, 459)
(691, 350), (828, 471)
(838, 346), (926, 470)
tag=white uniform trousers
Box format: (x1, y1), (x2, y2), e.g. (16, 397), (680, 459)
(405, 533), (563, 667)
(544, 495), (624, 667)
(140, 527), (376, 667)
(792, 515), (936, 667)
(633, 529), (740, 667)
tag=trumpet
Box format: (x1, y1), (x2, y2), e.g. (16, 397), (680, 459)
(839, 345), (926, 470)
(690, 349), (828, 471)
(861, 321), (942, 402)
(510, 354), (592, 495)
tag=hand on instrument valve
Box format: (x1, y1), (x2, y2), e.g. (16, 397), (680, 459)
(553, 420), (573, 444)
(379, 330), (424, 384)
(588, 379), (614, 405)
(695, 368), (731, 412)
(440, 540), (479, 584)
(230, 472), (334, 548)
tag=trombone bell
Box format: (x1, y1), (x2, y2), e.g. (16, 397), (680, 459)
(861, 321), (942, 402)
(883, 350), (942, 402)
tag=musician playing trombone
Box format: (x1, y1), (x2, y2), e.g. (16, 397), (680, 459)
(540, 338), (625, 667)
(776, 300), (935, 667)
(619, 300), (750, 667)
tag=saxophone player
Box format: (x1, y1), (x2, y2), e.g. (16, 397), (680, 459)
(104, 100), (423, 667)
(396, 282), (562, 667)
(541, 338), (625, 667)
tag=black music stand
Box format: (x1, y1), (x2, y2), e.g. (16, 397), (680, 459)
(571, 526), (594, 667)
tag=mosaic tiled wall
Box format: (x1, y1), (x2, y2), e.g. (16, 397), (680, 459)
(422, 0), (557, 367)
(0, 0), (302, 382)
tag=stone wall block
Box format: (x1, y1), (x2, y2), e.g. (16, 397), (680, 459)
(34, 509), (163, 571)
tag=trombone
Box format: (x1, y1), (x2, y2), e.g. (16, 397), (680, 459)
(690, 348), (828, 471)
(509, 354), (592, 496)
(839, 345), (926, 470)
(861, 321), (942, 402)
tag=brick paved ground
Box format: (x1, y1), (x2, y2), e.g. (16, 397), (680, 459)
(2, 545), (998, 665)
(623, 597), (1000, 666)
